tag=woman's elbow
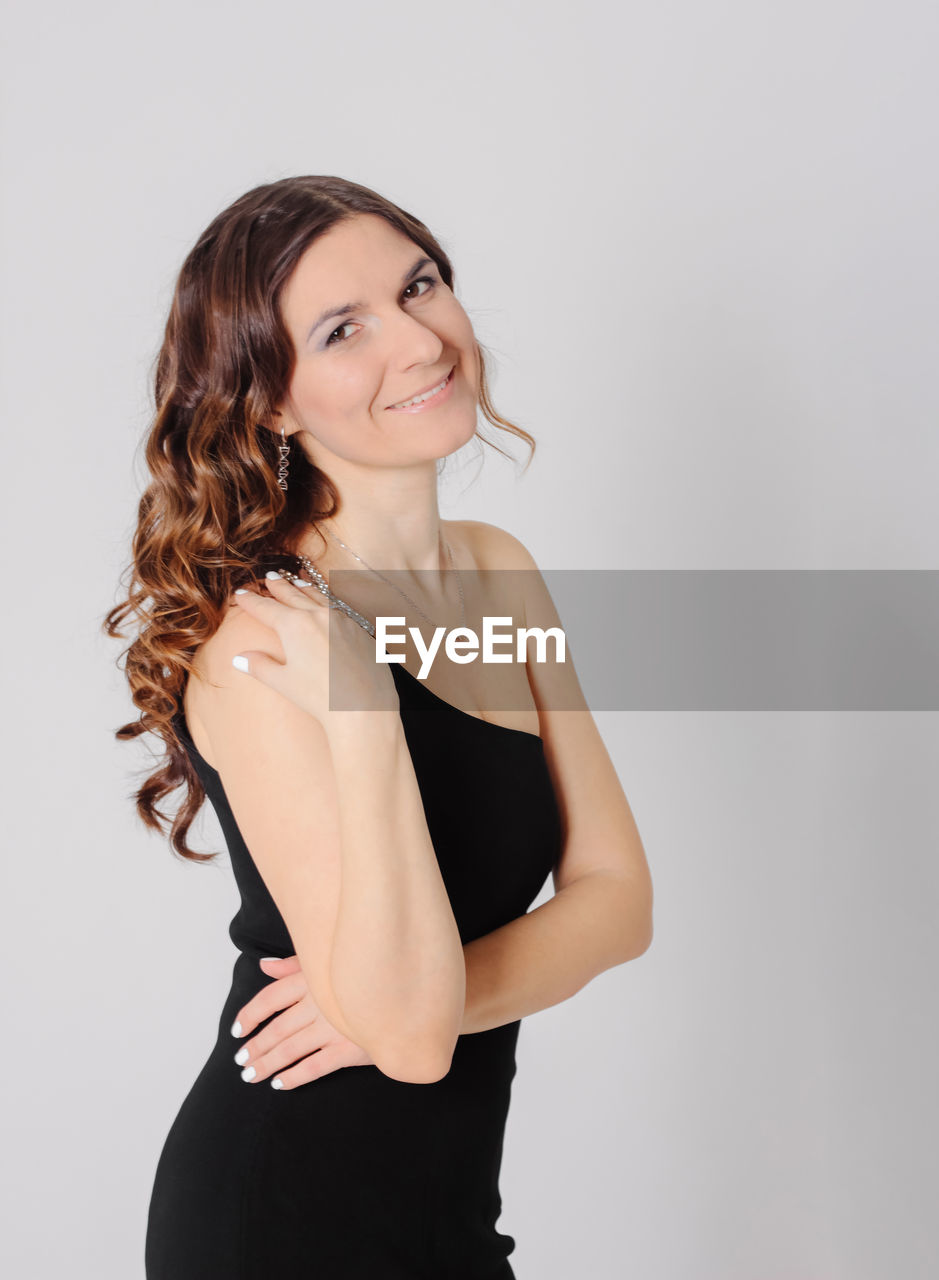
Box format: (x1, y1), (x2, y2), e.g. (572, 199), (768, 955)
(618, 888), (654, 963)
(375, 1036), (456, 1084)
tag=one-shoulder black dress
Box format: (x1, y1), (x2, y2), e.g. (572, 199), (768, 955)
(145, 658), (562, 1279)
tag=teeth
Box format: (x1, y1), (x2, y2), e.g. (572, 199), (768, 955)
(391, 371), (449, 409)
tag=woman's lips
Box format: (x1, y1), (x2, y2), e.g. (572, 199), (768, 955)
(386, 366), (456, 413)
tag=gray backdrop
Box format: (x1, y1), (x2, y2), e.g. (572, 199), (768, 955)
(2, 1), (937, 1276)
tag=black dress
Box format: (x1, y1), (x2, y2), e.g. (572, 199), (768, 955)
(145, 659), (562, 1279)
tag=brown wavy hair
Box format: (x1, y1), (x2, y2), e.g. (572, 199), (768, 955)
(102, 175), (535, 864)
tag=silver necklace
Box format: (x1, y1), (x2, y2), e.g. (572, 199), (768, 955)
(283, 526), (466, 638)
(322, 525), (466, 631)
(291, 554), (378, 636)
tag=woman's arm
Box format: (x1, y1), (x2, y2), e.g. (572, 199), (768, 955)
(460, 521), (655, 1035)
(459, 698), (653, 1037)
(461, 869), (649, 1035)
(228, 859), (648, 1089)
(194, 593), (465, 1085)
(322, 711), (466, 1080)
(228, 870), (645, 1088)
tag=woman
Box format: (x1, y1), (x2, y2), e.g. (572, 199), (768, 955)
(106, 175), (654, 1278)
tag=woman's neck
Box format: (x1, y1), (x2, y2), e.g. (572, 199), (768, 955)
(297, 479), (448, 575)
(313, 513), (448, 574)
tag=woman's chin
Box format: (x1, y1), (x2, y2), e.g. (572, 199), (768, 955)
(437, 415), (480, 460)
(389, 409), (479, 462)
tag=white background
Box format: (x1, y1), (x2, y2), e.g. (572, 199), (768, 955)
(2, 1), (937, 1276)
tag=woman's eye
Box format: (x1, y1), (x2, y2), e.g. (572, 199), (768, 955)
(325, 322), (358, 346)
(402, 276), (436, 301)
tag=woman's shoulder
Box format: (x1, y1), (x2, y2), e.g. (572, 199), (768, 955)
(446, 519), (540, 572)
(187, 584), (290, 717)
(191, 550), (300, 679)
(184, 588), (293, 766)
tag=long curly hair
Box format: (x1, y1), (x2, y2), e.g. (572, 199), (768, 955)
(102, 175), (535, 864)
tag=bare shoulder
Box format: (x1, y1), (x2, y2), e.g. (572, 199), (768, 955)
(185, 598), (289, 764)
(445, 519), (540, 572)
(446, 518), (547, 635)
(193, 598), (287, 687)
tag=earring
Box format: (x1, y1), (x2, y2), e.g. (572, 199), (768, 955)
(276, 424), (290, 491)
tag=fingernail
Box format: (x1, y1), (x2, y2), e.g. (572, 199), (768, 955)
(241, 1066), (257, 1082)
(265, 570), (282, 579)
(271, 1078), (284, 1090)
(231, 1020), (243, 1037)
(232, 655), (249, 672)
(234, 1047), (249, 1066)
(234, 588), (248, 595)
(260, 957), (282, 964)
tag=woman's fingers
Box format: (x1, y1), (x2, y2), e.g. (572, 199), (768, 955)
(230, 964), (376, 1089)
(230, 572), (334, 705)
(258, 955), (302, 977)
(228, 565), (393, 724)
(268, 1040), (374, 1092)
(238, 1021), (329, 1085)
(235, 570), (326, 613)
(235, 1001), (325, 1080)
(231, 968), (307, 1038)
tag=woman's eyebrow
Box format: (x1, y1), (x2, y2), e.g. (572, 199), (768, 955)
(305, 256), (435, 342)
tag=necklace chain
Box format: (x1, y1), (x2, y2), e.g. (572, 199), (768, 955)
(279, 524), (466, 638)
(291, 554), (378, 635)
(322, 525), (466, 631)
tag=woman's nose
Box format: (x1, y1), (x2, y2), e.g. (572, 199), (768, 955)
(387, 307), (444, 367)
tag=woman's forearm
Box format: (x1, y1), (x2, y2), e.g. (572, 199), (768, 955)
(324, 711), (466, 1077)
(459, 871), (653, 1036)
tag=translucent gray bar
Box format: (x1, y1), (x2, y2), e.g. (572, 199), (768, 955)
(543, 570), (939, 711)
(323, 569), (939, 711)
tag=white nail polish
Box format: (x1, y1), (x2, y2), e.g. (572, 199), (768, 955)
(232, 655), (249, 672)
(241, 1065), (256, 1082)
(234, 1047), (249, 1066)
(271, 1078), (284, 1090)
(260, 957), (281, 963)
(231, 1020), (243, 1037)
(234, 587), (248, 595)
(265, 570), (281, 579)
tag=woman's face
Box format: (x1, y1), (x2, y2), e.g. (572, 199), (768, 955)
(275, 213), (480, 470)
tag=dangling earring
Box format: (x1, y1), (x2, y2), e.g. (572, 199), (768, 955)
(276, 424), (290, 491)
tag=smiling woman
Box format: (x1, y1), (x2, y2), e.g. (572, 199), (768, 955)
(103, 174), (652, 1280)
(273, 212), (481, 470)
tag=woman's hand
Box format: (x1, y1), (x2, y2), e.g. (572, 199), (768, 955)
(230, 569), (399, 725)
(231, 956), (376, 1090)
